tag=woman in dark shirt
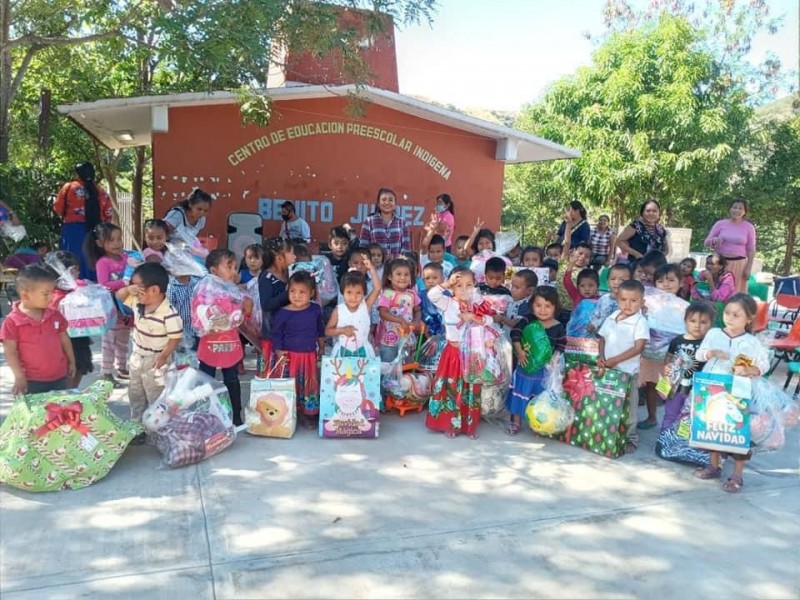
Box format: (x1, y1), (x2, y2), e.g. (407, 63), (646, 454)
(553, 200), (591, 250)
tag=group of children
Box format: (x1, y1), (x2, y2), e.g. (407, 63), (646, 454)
(0, 212), (777, 492)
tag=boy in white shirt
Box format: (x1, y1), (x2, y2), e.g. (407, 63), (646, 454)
(598, 279), (650, 453)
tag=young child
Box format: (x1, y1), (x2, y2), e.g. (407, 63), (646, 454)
(142, 218), (169, 262)
(326, 260), (381, 357)
(494, 269), (537, 332)
(470, 227), (496, 256)
(679, 257), (697, 301)
(368, 243), (386, 281)
(520, 246), (544, 269)
(633, 250), (667, 287)
(597, 279), (650, 453)
(480, 257), (512, 296)
(194, 249), (249, 426)
(693, 253), (736, 303)
(1, 265), (76, 395)
(117, 262), (183, 438)
(506, 286), (566, 435)
(420, 232), (454, 278)
(693, 293), (770, 493)
(271, 271), (326, 426)
(376, 258), (422, 363)
(452, 235), (471, 267)
(426, 267), (493, 439)
(239, 243), (264, 286)
(660, 302), (715, 432)
(563, 267), (600, 307)
(327, 226), (352, 285)
(545, 243), (563, 261)
(589, 214), (615, 269)
(542, 258), (559, 287)
(589, 263), (632, 333)
(556, 230), (593, 321)
(653, 263), (682, 296)
(258, 237), (296, 372)
(167, 273), (200, 349)
(87, 223), (132, 385)
(48, 251), (94, 388)
(417, 262), (446, 336)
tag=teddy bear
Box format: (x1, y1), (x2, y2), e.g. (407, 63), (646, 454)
(249, 393), (292, 438)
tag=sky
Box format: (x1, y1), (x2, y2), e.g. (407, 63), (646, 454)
(394, 0), (799, 111)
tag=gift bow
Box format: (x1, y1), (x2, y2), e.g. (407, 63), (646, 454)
(563, 365), (595, 404)
(35, 402), (90, 437)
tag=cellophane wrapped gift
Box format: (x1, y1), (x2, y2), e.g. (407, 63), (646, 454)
(123, 249), (145, 282)
(289, 255), (337, 304)
(460, 321), (488, 383)
(162, 242), (208, 278)
(191, 274), (246, 337)
(418, 334), (446, 373)
(142, 367), (236, 469)
(747, 377), (800, 453)
(526, 355), (574, 436)
(642, 288), (688, 361)
(0, 221), (26, 242)
(59, 283), (116, 337)
(566, 299), (598, 339)
(483, 327), (512, 387)
(0, 381), (141, 492)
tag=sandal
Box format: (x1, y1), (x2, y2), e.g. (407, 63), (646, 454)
(722, 476), (743, 493)
(625, 441), (637, 454)
(694, 465), (722, 480)
(637, 419), (657, 430)
(445, 429), (458, 439)
(505, 422), (521, 436)
(469, 431), (479, 440)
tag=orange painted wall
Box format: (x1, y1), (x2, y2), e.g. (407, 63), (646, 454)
(152, 97), (504, 250)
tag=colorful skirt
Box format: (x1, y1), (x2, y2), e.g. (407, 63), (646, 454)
(60, 222), (93, 280)
(259, 340), (280, 378)
(637, 357), (662, 385)
(287, 350), (320, 416)
(425, 343), (480, 435)
(506, 367), (547, 417)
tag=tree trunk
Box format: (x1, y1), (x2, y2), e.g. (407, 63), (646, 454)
(132, 146), (146, 244)
(0, 0), (12, 163)
(782, 215), (798, 275)
(38, 87), (51, 154)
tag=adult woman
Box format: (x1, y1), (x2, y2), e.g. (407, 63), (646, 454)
(164, 188), (213, 238)
(704, 198), (756, 293)
(434, 193), (455, 252)
(358, 187), (411, 258)
(553, 200), (591, 250)
(616, 199), (670, 262)
(54, 162), (114, 279)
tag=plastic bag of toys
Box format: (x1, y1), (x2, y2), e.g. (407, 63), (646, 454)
(469, 249), (512, 284)
(493, 231), (520, 257)
(418, 334), (446, 373)
(748, 378), (800, 453)
(123, 250), (145, 282)
(525, 355), (574, 436)
(0, 221), (27, 242)
(642, 288), (688, 361)
(142, 367), (236, 469)
(162, 242), (208, 278)
(460, 320), (488, 384)
(289, 255), (337, 304)
(483, 327), (512, 387)
(191, 275), (247, 337)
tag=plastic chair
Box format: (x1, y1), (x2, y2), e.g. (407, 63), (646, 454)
(752, 299), (769, 333)
(784, 362), (800, 396)
(767, 318), (800, 377)
(768, 293), (800, 328)
(598, 266), (609, 293)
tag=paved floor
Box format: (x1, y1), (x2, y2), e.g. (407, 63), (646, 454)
(1, 340), (798, 599)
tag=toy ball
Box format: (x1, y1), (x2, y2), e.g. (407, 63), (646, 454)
(402, 373), (432, 401)
(526, 391), (574, 436)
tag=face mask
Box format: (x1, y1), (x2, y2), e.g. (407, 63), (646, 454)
(435, 204), (446, 213)
(281, 213), (291, 221)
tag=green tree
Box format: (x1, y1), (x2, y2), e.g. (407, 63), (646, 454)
(505, 15), (752, 242)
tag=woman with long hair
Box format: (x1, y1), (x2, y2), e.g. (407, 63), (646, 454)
(616, 199), (670, 262)
(358, 187), (411, 258)
(704, 198), (756, 293)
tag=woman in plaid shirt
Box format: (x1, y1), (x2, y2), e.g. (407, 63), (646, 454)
(358, 188), (411, 258)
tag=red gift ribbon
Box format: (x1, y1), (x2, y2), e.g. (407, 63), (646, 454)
(35, 402), (90, 437)
(563, 364), (596, 403)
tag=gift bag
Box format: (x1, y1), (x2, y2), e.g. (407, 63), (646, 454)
(246, 360), (297, 439)
(460, 321), (488, 383)
(320, 357), (381, 438)
(0, 381), (141, 492)
(556, 357), (632, 458)
(689, 372), (751, 454)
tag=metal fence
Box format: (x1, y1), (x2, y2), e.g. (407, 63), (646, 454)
(116, 192), (135, 249)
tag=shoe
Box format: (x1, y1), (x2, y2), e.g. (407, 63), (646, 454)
(116, 369), (130, 380)
(637, 419), (657, 430)
(101, 374), (125, 389)
(130, 433), (147, 445)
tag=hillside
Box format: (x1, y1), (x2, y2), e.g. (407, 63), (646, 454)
(410, 95), (517, 128)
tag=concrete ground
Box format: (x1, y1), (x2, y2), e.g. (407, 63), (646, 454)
(1, 339), (798, 599)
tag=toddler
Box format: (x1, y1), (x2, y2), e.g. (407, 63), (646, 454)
(239, 243), (264, 285)
(368, 243), (386, 282)
(326, 260), (381, 357)
(417, 262), (445, 336)
(494, 269), (537, 332)
(452, 235), (471, 267)
(520, 246), (544, 269)
(589, 263), (632, 332)
(479, 257), (511, 296)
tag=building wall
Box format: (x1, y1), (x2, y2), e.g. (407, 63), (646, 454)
(152, 97), (504, 250)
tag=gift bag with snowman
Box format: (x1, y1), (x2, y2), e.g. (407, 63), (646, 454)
(319, 357), (381, 438)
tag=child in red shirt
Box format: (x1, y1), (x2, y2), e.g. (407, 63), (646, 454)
(1, 265), (76, 395)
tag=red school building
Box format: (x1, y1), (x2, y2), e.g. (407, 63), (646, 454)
(59, 11), (578, 252)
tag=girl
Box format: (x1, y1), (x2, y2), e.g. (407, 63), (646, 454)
(376, 258), (422, 363)
(194, 249), (250, 425)
(164, 188), (213, 237)
(271, 271), (326, 425)
(521, 246), (544, 268)
(679, 257), (697, 301)
(694, 294), (770, 493)
(239, 243), (264, 286)
(639, 263), (686, 429)
(470, 226), (496, 256)
(434, 193), (456, 252)
(590, 214), (616, 269)
(693, 253), (736, 303)
(326, 260), (381, 357)
(426, 267), (494, 439)
(368, 243), (385, 282)
(86, 223), (131, 385)
(257, 237), (296, 376)
(142, 219), (169, 262)
(506, 286), (566, 435)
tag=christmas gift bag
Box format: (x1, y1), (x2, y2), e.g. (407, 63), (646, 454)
(689, 372), (751, 454)
(246, 363), (297, 439)
(320, 357), (381, 438)
(0, 381), (141, 492)
(557, 361), (632, 458)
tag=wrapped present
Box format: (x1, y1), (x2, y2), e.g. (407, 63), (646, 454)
(162, 243), (208, 278)
(246, 373), (296, 439)
(418, 335), (446, 372)
(566, 298), (598, 339)
(526, 355), (573, 436)
(642, 288), (688, 361)
(689, 372), (750, 454)
(0, 381), (141, 492)
(556, 357), (632, 458)
(484, 328), (512, 387)
(191, 274), (246, 336)
(482, 293), (511, 316)
(564, 336), (600, 366)
(519, 320), (553, 374)
(469, 250), (512, 284)
(320, 357), (381, 438)
(460, 321), (488, 383)
(289, 255), (337, 303)
(143, 367), (236, 468)
(123, 249), (145, 282)
(59, 283), (117, 337)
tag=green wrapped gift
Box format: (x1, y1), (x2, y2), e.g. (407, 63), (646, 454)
(0, 381), (141, 492)
(556, 357), (632, 458)
(519, 320), (553, 374)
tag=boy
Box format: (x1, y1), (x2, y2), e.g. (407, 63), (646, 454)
(117, 262), (183, 432)
(417, 262), (445, 335)
(589, 263), (632, 333)
(545, 243), (563, 261)
(326, 226), (352, 285)
(494, 269), (537, 332)
(480, 257), (511, 296)
(556, 222), (593, 321)
(452, 235), (471, 267)
(420, 227), (455, 278)
(597, 279), (650, 453)
(541, 258), (559, 287)
(634, 250), (667, 287)
(1, 265), (75, 395)
(167, 273), (200, 350)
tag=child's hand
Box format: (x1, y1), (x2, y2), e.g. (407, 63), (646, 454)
(340, 325), (357, 338)
(12, 375), (27, 397)
(67, 361), (77, 379)
(154, 351), (171, 370)
(516, 349), (528, 368)
(472, 218), (485, 234)
(363, 257), (374, 271)
(460, 312), (475, 323)
(711, 350), (730, 360)
(446, 271), (462, 289)
(127, 283), (144, 297)
(243, 297), (254, 316)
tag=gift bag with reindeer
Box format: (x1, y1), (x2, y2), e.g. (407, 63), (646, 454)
(319, 357), (381, 438)
(245, 358), (297, 439)
(689, 372), (751, 454)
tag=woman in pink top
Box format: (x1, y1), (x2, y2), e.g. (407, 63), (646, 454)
(704, 199), (756, 293)
(434, 193), (456, 252)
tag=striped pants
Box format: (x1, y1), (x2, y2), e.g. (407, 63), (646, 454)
(101, 324), (131, 375)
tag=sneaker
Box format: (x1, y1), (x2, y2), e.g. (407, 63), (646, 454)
(101, 374), (125, 389)
(116, 369), (130, 380)
(130, 433), (147, 445)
